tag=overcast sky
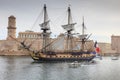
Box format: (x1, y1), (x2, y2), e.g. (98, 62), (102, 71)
(0, 0), (120, 43)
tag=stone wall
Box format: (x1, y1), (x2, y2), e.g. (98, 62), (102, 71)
(0, 39), (43, 55)
(111, 35), (120, 54)
(0, 37), (115, 56)
(0, 37), (95, 55)
(98, 42), (116, 56)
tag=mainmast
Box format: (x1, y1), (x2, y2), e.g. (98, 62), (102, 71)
(62, 6), (76, 52)
(44, 4), (47, 23)
(68, 7), (71, 25)
(40, 4), (50, 53)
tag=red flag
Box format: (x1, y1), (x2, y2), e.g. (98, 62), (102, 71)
(96, 47), (100, 53)
(94, 41), (100, 54)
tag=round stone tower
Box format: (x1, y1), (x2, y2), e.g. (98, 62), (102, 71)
(7, 15), (16, 40)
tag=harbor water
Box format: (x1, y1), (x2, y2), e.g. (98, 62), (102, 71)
(0, 56), (120, 80)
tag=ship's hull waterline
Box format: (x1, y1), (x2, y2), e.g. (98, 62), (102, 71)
(30, 53), (95, 62)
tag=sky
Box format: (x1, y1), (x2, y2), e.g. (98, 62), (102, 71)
(0, 0), (120, 43)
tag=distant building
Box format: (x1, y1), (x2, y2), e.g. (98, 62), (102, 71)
(0, 15), (43, 55)
(18, 30), (42, 39)
(98, 42), (116, 56)
(111, 35), (120, 54)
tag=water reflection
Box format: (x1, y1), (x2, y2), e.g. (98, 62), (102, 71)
(0, 56), (120, 80)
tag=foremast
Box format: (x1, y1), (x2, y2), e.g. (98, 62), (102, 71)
(40, 4), (51, 53)
(62, 6), (76, 53)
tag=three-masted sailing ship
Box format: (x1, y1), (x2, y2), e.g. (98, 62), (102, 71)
(20, 4), (96, 62)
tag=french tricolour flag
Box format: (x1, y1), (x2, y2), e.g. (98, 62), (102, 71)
(94, 41), (100, 54)
(94, 41), (102, 60)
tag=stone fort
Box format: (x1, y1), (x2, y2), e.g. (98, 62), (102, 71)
(0, 15), (119, 56)
(0, 15), (43, 55)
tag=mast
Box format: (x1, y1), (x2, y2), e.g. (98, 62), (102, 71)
(68, 6), (71, 25)
(40, 4), (50, 53)
(82, 17), (85, 35)
(62, 6), (76, 52)
(81, 16), (86, 51)
(67, 6), (72, 52)
(67, 6), (71, 52)
(44, 4), (47, 23)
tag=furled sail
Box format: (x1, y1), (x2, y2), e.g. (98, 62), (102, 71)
(79, 34), (88, 40)
(62, 23), (76, 31)
(40, 20), (50, 30)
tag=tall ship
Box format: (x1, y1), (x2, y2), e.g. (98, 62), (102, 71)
(19, 4), (96, 62)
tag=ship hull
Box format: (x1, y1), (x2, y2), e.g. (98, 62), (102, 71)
(31, 55), (95, 62)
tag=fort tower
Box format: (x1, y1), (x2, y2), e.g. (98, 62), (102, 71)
(7, 15), (16, 40)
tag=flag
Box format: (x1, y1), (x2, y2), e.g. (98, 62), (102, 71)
(94, 41), (102, 60)
(94, 41), (100, 53)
